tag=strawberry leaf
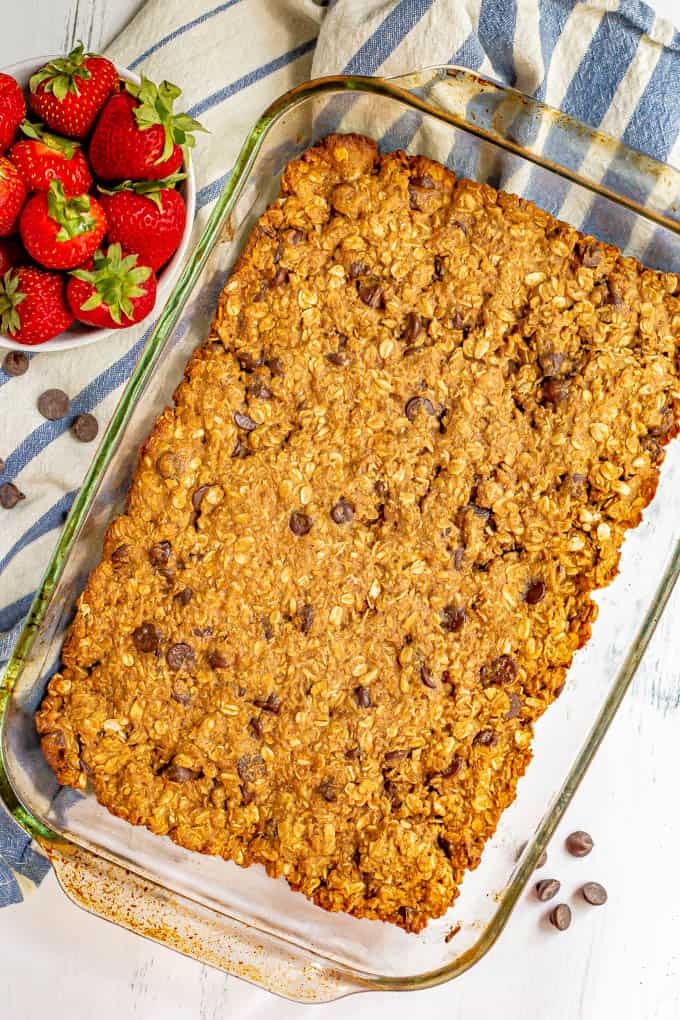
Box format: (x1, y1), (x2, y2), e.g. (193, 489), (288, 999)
(20, 120), (79, 159)
(0, 270), (27, 336)
(29, 42), (92, 99)
(47, 180), (96, 242)
(125, 76), (207, 164)
(97, 172), (186, 211)
(70, 244), (151, 324)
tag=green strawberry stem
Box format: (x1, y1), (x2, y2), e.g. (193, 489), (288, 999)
(97, 172), (186, 210)
(29, 42), (93, 101)
(70, 244), (151, 325)
(125, 77), (207, 163)
(0, 270), (27, 336)
(20, 120), (79, 159)
(47, 180), (96, 242)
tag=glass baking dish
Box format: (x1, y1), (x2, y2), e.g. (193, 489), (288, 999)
(1, 67), (679, 1002)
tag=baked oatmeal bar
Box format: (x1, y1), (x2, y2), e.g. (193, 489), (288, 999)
(36, 134), (680, 932)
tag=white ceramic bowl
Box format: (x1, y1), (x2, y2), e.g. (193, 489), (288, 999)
(0, 55), (196, 353)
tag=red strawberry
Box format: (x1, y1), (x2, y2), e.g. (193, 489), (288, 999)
(29, 43), (118, 140)
(0, 73), (26, 155)
(0, 156), (27, 236)
(20, 179), (106, 270)
(89, 78), (204, 181)
(11, 121), (92, 195)
(98, 174), (186, 271)
(0, 237), (24, 275)
(0, 266), (73, 344)
(67, 243), (157, 328)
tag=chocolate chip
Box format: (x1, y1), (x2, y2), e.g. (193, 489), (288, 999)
(357, 280), (385, 309)
(233, 411), (258, 432)
(354, 685), (372, 708)
(434, 255), (444, 279)
(254, 691), (281, 714)
(271, 267), (289, 287)
(405, 396), (435, 421)
(374, 480), (388, 498)
(347, 260), (367, 279)
(71, 413), (98, 443)
(149, 541), (171, 567)
(524, 580), (546, 605)
(565, 830), (593, 857)
(132, 622), (161, 653)
(208, 650), (230, 670)
(37, 388), (70, 421)
(549, 904), (572, 931)
(299, 603), (314, 634)
(420, 665), (437, 689)
(536, 878), (561, 902)
(317, 778), (337, 802)
(231, 436), (251, 459)
(440, 604), (466, 633)
(542, 377), (569, 406)
(249, 716), (263, 739)
(166, 642), (195, 672)
(504, 691), (522, 720)
(540, 351), (566, 376)
(2, 350), (29, 376)
(384, 749), (408, 765)
(288, 229), (305, 245)
(266, 356), (284, 377)
(580, 244), (601, 269)
(155, 451), (179, 477)
(0, 482), (25, 509)
(330, 497), (354, 524)
(473, 729), (497, 747)
(163, 763), (201, 783)
(469, 503), (492, 522)
(247, 380), (272, 400)
(174, 587), (193, 606)
(192, 626), (213, 637)
(191, 485), (210, 511)
(411, 173), (435, 189)
(237, 350), (264, 372)
(581, 882), (607, 906)
(111, 543), (130, 565)
(402, 312), (424, 343)
(481, 654), (517, 685)
(171, 690), (191, 706)
(236, 753), (266, 782)
(606, 281), (623, 306)
(325, 351), (348, 367)
(289, 510), (312, 536)
(440, 755), (462, 778)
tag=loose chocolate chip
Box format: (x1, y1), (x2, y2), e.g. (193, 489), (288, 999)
(481, 653), (518, 685)
(132, 622), (161, 654)
(271, 267), (289, 287)
(354, 685), (372, 708)
(473, 729), (497, 747)
(420, 665), (437, 689)
(0, 482), (25, 509)
(254, 691), (281, 714)
(237, 753), (266, 782)
(440, 755), (462, 778)
(174, 587), (193, 606)
(208, 650), (230, 670)
(266, 356), (285, 377)
(542, 377), (569, 406)
(231, 436), (251, 459)
(524, 580), (546, 605)
(549, 904), (572, 931)
(440, 604), (466, 633)
(411, 173), (435, 189)
(566, 830), (594, 857)
(581, 882), (607, 906)
(402, 311), (424, 343)
(2, 350), (29, 376)
(405, 395), (435, 421)
(299, 603), (314, 634)
(192, 485), (211, 511)
(330, 497), (354, 524)
(317, 778), (337, 802)
(149, 541), (171, 567)
(233, 411), (258, 432)
(357, 280), (385, 309)
(163, 763), (201, 783)
(384, 749), (409, 765)
(249, 716), (264, 739)
(37, 388), (70, 421)
(247, 380), (273, 400)
(504, 691), (522, 720)
(171, 690), (191, 706)
(536, 878), (561, 902)
(166, 642), (195, 672)
(71, 412), (98, 443)
(289, 510), (312, 536)
(111, 543), (130, 565)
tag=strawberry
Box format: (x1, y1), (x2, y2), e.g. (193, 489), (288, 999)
(0, 266), (73, 344)
(89, 78), (204, 181)
(0, 237), (24, 276)
(0, 73), (26, 155)
(98, 174), (186, 271)
(29, 43), (118, 140)
(20, 179), (106, 270)
(0, 156), (27, 236)
(67, 243), (157, 328)
(11, 121), (92, 195)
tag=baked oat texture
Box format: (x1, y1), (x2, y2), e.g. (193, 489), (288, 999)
(37, 134), (680, 932)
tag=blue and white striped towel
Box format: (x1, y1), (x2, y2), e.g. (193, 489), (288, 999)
(1, 0), (678, 905)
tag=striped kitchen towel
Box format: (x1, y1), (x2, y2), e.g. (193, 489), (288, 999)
(0, 0), (678, 903)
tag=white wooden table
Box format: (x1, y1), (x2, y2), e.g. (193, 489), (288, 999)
(2, 2), (680, 1018)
